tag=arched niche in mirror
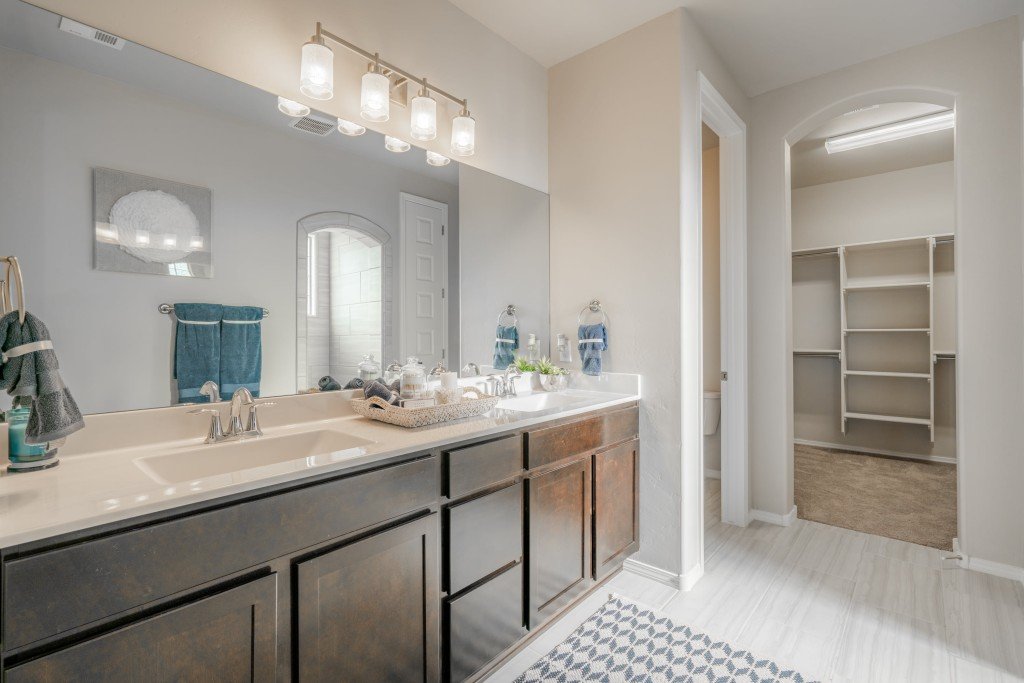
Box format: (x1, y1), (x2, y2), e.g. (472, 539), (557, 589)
(296, 212), (393, 392)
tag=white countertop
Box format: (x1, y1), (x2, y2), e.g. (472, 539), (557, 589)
(0, 374), (640, 549)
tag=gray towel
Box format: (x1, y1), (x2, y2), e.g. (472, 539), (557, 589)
(0, 311), (84, 444)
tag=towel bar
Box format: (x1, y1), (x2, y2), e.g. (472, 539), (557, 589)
(159, 303), (270, 317)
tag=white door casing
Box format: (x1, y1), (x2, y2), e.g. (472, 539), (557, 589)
(399, 193), (448, 370)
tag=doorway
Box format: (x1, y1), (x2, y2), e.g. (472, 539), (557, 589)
(399, 193), (449, 370)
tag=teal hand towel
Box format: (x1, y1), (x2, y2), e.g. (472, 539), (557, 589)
(220, 305), (263, 398)
(0, 311), (84, 443)
(493, 325), (519, 371)
(173, 303), (223, 403)
(578, 323), (608, 376)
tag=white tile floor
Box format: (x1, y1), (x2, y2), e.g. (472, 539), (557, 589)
(485, 479), (1024, 682)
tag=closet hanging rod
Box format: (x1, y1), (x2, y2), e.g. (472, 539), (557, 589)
(158, 303), (270, 317)
(792, 250), (839, 259)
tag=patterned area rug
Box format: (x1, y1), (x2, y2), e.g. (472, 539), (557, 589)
(515, 597), (814, 682)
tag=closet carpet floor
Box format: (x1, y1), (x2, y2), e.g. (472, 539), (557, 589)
(795, 444), (957, 551)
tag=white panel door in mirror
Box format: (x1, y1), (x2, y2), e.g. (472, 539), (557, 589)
(401, 194), (447, 367)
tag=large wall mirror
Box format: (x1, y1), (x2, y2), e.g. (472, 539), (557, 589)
(0, 0), (550, 414)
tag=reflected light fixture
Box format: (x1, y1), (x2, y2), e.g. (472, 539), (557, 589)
(825, 109), (954, 154)
(426, 151), (450, 167)
(385, 136), (410, 153)
(360, 55), (390, 122)
(337, 118), (366, 136)
(410, 82), (437, 140)
(451, 108), (476, 156)
(277, 97), (310, 117)
(299, 30), (334, 100)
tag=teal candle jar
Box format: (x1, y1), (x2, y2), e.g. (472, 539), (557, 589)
(7, 403), (47, 464)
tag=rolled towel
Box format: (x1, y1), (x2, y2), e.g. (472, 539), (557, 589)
(578, 323), (608, 376)
(318, 375), (343, 391)
(342, 377), (365, 390)
(493, 324), (518, 371)
(0, 311), (84, 443)
(363, 379), (399, 406)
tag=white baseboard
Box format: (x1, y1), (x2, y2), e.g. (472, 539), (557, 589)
(966, 557), (1024, 584)
(794, 438), (957, 465)
(623, 558), (681, 590)
(704, 468), (721, 480)
(680, 562), (704, 591)
(750, 505), (798, 527)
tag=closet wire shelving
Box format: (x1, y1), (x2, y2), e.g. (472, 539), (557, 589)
(792, 234), (955, 442)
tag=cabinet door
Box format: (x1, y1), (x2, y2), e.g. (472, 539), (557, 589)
(297, 514), (440, 682)
(593, 439), (639, 579)
(527, 456), (592, 627)
(6, 574), (278, 682)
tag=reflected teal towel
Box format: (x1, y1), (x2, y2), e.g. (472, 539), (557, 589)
(173, 303), (223, 403)
(578, 323), (608, 376)
(220, 305), (263, 398)
(493, 325), (519, 371)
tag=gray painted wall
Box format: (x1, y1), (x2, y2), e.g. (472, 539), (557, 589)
(458, 166), (550, 369)
(0, 45), (458, 413)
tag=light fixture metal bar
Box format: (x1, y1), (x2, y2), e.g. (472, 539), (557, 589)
(315, 22), (467, 110)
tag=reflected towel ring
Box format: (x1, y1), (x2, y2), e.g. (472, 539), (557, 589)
(497, 304), (518, 327)
(577, 300), (608, 326)
(1, 256), (26, 324)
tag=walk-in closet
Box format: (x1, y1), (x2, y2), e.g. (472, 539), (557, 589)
(790, 103), (957, 550)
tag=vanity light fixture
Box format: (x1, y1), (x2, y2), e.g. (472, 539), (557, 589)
(410, 82), (437, 140)
(426, 150), (451, 167)
(163, 235), (178, 248)
(385, 136), (411, 153)
(337, 118), (366, 136)
(299, 34), (334, 100)
(134, 230), (150, 246)
(451, 108), (475, 156)
(298, 22), (476, 151)
(277, 96), (310, 118)
(189, 236), (205, 249)
(825, 109), (954, 154)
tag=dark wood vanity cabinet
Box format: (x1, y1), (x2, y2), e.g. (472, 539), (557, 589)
(593, 439), (640, 580)
(297, 514), (440, 682)
(6, 573), (279, 682)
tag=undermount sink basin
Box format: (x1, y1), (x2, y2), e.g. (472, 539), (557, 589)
(497, 392), (591, 413)
(135, 430), (373, 485)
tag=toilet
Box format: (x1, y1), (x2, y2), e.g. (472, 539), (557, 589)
(703, 391), (721, 436)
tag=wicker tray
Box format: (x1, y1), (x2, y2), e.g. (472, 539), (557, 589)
(350, 387), (500, 428)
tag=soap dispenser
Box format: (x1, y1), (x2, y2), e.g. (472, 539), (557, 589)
(556, 333), (573, 363)
(526, 333), (540, 362)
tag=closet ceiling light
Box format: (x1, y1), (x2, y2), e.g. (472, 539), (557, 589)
(385, 136), (410, 153)
(426, 151), (450, 167)
(277, 97), (310, 118)
(451, 110), (476, 157)
(410, 86), (437, 141)
(825, 110), (954, 154)
(337, 118), (366, 136)
(299, 37), (334, 100)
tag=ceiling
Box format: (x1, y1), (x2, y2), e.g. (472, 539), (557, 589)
(449, 0), (1024, 96)
(790, 103), (953, 188)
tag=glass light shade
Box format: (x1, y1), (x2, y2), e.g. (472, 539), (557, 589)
(299, 41), (334, 100)
(410, 94), (437, 141)
(360, 71), (391, 122)
(425, 151), (450, 167)
(337, 119), (366, 136)
(277, 97), (310, 118)
(384, 136), (410, 153)
(451, 114), (476, 156)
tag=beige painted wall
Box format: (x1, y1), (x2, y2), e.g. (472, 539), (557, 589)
(702, 146), (721, 393)
(549, 9), (748, 577)
(28, 0), (549, 192)
(749, 18), (1024, 570)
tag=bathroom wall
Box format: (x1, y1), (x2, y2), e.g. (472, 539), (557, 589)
(458, 165), (550, 368)
(702, 144), (722, 474)
(328, 232), (383, 382)
(0, 45), (457, 413)
(29, 0), (550, 193)
(549, 8), (749, 578)
(301, 232), (332, 389)
(748, 18), (1024, 571)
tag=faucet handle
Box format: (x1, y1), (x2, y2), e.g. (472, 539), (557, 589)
(188, 408), (224, 443)
(246, 401), (276, 436)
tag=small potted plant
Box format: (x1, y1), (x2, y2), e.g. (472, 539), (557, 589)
(512, 356), (540, 391)
(536, 358), (569, 392)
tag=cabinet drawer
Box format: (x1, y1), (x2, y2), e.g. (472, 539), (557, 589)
(4, 456), (437, 651)
(446, 562), (525, 683)
(445, 435), (523, 499)
(5, 573), (278, 682)
(446, 482), (523, 595)
(525, 405), (638, 470)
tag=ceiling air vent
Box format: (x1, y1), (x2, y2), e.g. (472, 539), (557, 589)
(290, 113), (336, 137)
(59, 17), (125, 50)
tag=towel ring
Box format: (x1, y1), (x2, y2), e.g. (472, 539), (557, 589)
(497, 304), (518, 327)
(1, 256), (26, 324)
(577, 300), (608, 326)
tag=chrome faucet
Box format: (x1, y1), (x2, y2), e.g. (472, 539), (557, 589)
(501, 366), (522, 398)
(199, 380), (221, 403)
(461, 362), (481, 377)
(190, 387), (274, 443)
